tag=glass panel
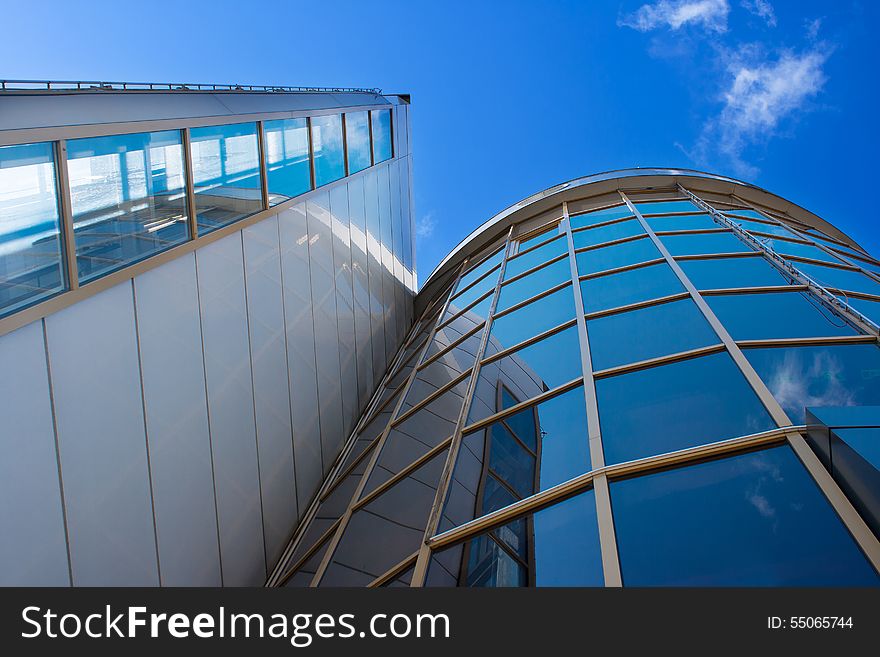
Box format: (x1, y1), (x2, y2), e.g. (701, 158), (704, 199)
(489, 284), (575, 350)
(635, 200), (698, 215)
(645, 213), (718, 232)
(371, 109), (393, 163)
(587, 298), (718, 371)
(504, 234), (566, 280)
(449, 268), (498, 312)
(442, 289), (493, 326)
(660, 231), (750, 256)
(767, 238), (844, 264)
(575, 236), (660, 275)
(456, 248), (503, 292)
(581, 262), (684, 314)
(678, 255), (789, 289)
(0, 142), (64, 316)
(572, 219), (644, 250)
(596, 351), (775, 464)
(727, 216), (797, 239)
(722, 208), (770, 222)
(263, 117), (311, 204)
(744, 344), (880, 424)
(612, 445), (879, 586)
(311, 114), (345, 187)
(518, 225), (559, 252)
(496, 257), (570, 313)
(795, 263), (880, 296)
(66, 130), (189, 282)
(569, 204), (632, 230)
(843, 296), (880, 326)
(706, 292), (857, 340)
(845, 253), (880, 275)
(189, 122), (262, 234)
(344, 111), (371, 175)
(427, 489), (603, 587)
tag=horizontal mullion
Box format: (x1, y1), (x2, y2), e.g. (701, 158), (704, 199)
(584, 291), (691, 321)
(574, 232), (648, 254)
(490, 280), (571, 322)
(500, 252), (569, 287)
(570, 213), (637, 233)
(579, 257), (667, 281)
(391, 368), (474, 426)
(698, 284), (808, 296)
(736, 334), (878, 349)
(673, 251), (758, 262)
(592, 343), (727, 380)
(418, 321), (486, 370)
(652, 227), (729, 237)
(480, 317), (578, 366)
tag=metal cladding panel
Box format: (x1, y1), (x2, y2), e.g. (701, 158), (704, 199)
(377, 165), (399, 360)
(364, 169), (387, 384)
(279, 203), (324, 512)
(133, 253), (221, 586)
(347, 176), (375, 408)
(0, 321), (69, 585)
(242, 216), (298, 568)
(45, 282), (158, 586)
(196, 234), (266, 586)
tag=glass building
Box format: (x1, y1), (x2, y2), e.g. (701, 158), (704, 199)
(269, 169), (880, 587)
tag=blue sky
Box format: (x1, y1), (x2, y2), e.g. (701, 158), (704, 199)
(4, 0), (877, 282)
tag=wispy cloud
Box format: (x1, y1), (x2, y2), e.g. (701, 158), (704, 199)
(619, 0), (730, 33)
(765, 349), (854, 418)
(415, 212), (436, 240)
(741, 0), (776, 27)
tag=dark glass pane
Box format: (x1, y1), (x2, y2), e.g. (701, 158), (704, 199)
(576, 236), (660, 276)
(0, 142), (64, 316)
(311, 114), (345, 187)
(569, 204), (632, 230)
(796, 263), (880, 296)
(769, 238), (844, 264)
(612, 446), (879, 586)
(572, 219), (644, 249)
(581, 262), (684, 314)
(344, 111), (372, 174)
(660, 231), (750, 256)
(597, 351), (775, 464)
(745, 344), (880, 424)
(371, 109), (393, 163)
(646, 213), (718, 232)
(678, 255), (788, 290)
(489, 424), (537, 498)
(496, 257), (570, 312)
(518, 225), (560, 252)
(635, 200), (698, 215)
(489, 285), (575, 350)
(706, 292), (857, 340)
(587, 298), (718, 371)
(263, 118), (311, 204)
(505, 234), (567, 279)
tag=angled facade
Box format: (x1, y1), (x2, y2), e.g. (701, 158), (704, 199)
(270, 169), (880, 587)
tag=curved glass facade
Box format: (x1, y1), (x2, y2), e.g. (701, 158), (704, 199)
(270, 178), (880, 588)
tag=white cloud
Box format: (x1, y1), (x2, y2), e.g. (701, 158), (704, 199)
(805, 17), (822, 40)
(415, 213), (436, 240)
(741, 0), (776, 27)
(619, 0), (730, 33)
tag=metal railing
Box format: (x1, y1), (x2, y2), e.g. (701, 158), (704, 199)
(0, 79), (382, 94)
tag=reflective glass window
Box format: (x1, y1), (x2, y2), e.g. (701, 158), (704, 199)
(722, 208), (770, 222)
(745, 344), (880, 424)
(728, 216), (797, 239)
(572, 219), (644, 250)
(768, 237), (845, 264)
(612, 446), (879, 586)
(311, 114), (345, 187)
(496, 257), (570, 313)
(646, 212), (718, 232)
(371, 109), (393, 163)
(635, 200), (698, 215)
(489, 284), (575, 350)
(795, 262), (880, 296)
(67, 130), (189, 282)
(596, 351), (775, 464)
(189, 122), (262, 234)
(575, 236), (660, 276)
(581, 262), (684, 314)
(706, 292), (857, 340)
(263, 117), (311, 204)
(449, 270), (497, 312)
(505, 234), (567, 280)
(443, 289), (493, 326)
(344, 111), (372, 174)
(660, 231), (749, 256)
(678, 255), (788, 290)
(843, 296), (880, 326)
(569, 205), (632, 230)
(587, 298), (718, 371)
(845, 253), (880, 276)
(456, 248), (503, 293)
(518, 225), (560, 252)
(0, 142), (64, 315)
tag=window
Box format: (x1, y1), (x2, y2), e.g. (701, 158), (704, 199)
(518, 226), (559, 252)
(635, 200), (698, 215)
(576, 236), (660, 276)
(768, 237), (844, 264)
(344, 111), (372, 174)
(569, 204), (632, 230)
(587, 298), (718, 371)
(727, 216), (797, 239)
(645, 213), (718, 232)
(496, 257), (570, 312)
(66, 130), (189, 282)
(571, 219), (643, 249)
(504, 234), (567, 279)
(310, 114), (345, 187)
(660, 231), (750, 256)
(611, 446), (879, 586)
(189, 122), (262, 234)
(596, 351), (775, 464)
(370, 109), (393, 163)
(263, 118), (311, 204)
(678, 255), (789, 290)
(449, 267), (499, 313)
(795, 262), (880, 297)
(0, 142), (65, 316)
(581, 262), (684, 314)
(489, 284), (576, 351)
(843, 296), (880, 326)
(456, 248), (504, 292)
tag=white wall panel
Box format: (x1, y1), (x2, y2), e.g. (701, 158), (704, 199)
(377, 165), (399, 358)
(364, 169), (387, 385)
(347, 176), (374, 408)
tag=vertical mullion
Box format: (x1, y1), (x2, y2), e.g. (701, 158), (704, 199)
(54, 140), (79, 290)
(367, 110), (375, 167)
(307, 117), (316, 190)
(562, 201), (622, 587)
(341, 113), (350, 178)
(410, 227), (515, 587)
(181, 128), (199, 240)
(256, 121), (270, 210)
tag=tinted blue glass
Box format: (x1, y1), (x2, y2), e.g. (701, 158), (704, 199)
(189, 122), (262, 234)
(344, 111), (372, 174)
(597, 351), (775, 464)
(722, 208), (770, 222)
(311, 114), (345, 187)
(518, 225), (560, 252)
(456, 248), (503, 292)
(635, 200), (698, 215)
(678, 255), (789, 289)
(67, 130), (189, 281)
(488, 424), (536, 498)
(706, 292), (857, 340)
(572, 219), (643, 249)
(612, 446), (879, 586)
(443, 289), (493, 325)
(450, 270), (498, 312)
(745, 344), (880, 424)
(263, 118), (311, 204)
(587, 298), (718, 371)
(505, 235), (567, 279)
(371, 109), (393, 163)
(489, 285), (575, 349)
(576, 236), (660, 275)
(496, 257), (570, 312)
(646, 213), (718, 232)
(581, 262), (684, 313)
(660, 231), (750, 256)
(0, 142), (64, 316)
(834, 428), (880, 471)
(846, 253), (880, 275)
(843, 296), (880, 326)
(569, 205), (632, 230)
(796, 263), (880, 296)
(768, 238), (844, 264)
(728, 216), (797, 239)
